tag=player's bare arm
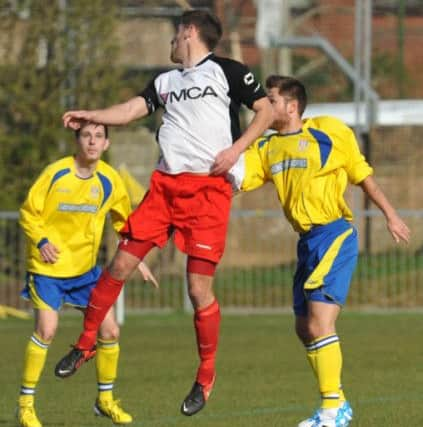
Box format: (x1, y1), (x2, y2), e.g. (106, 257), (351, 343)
(211, 97), (273, 175)
(38, 241), (60, 264)
(63, 96), (149, 130)
(359, 175), (410, 243)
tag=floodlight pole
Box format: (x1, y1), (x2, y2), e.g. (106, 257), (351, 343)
(355, 0), (374, 253)
(278, 0), (292, 75)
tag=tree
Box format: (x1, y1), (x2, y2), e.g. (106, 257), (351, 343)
(0, 0), (121, 209)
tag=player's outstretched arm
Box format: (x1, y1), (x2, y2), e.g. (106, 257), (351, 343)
(359, 175), (410, 244)
(137, 261), (159, 289)
(211, 97), (273, 175)
(63, 96), (150, 130)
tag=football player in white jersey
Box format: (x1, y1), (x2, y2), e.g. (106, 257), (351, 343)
(55, 9), (273, 417)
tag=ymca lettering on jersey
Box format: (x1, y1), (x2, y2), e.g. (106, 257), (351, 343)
(160, 86), (218, 104)
(139, 53), (266, 176)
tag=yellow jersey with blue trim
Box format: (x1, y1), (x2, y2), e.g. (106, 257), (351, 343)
(242, 116), (373, 233)
(20, 156), (131, 277)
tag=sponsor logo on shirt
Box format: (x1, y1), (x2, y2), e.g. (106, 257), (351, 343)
(270, 158), (307, 175)
(58, 203), (98, 213)
(160, 86), (218, 104)
(90, 185), (100, 198)
(298, 139), (309, 151)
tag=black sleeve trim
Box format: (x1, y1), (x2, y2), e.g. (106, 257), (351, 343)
(138, 76), (160, 115)
(212, 56), (266, 109)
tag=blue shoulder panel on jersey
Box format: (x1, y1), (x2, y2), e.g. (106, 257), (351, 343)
(47, 168), (71, 193)
(308, 128), (333, 168)
(258, 135), (271, 149)
(97, 171), (112, 207)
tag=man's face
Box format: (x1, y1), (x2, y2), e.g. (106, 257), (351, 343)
(170, 24), (189, 64)
(76, 124), (109, 162)
(267, 88), (291, 131)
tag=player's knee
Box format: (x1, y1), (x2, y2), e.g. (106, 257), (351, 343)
(108, 255), (136, 281)
(99, 321), (120, 341)
(188, 282), (213, 308)
(35, 326), (56, 343)
(306, 319), (334, 340)
(295, 325), (309, 344)
(295, 315), (323, 342)
(187, 284), (200, 302)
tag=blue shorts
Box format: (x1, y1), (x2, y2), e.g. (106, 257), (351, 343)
(21, 266), (102, 311)
(293, 218), (358, 316)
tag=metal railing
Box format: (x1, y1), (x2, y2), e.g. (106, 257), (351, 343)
(1, 209), (421, 313)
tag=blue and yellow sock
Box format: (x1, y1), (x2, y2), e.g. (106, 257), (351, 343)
(19, 332), (50, 406)
(306, 334), (342, 409)
(96, 338), (120, 402)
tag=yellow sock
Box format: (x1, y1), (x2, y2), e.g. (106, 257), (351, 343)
(306, 347), (318, 377)
(339, 384), (346, 402)
(18, 394), (34, 407)
(19, 333), (50, 405)
(306, 334), (342, 409)
(307, 342), (346, 402)
(96, 338), (119, 401)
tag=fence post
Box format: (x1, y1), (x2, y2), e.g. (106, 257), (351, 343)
(183, 255), (192, 313)
(116, 288), (125, 325)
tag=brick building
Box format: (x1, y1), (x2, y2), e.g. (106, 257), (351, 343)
(210, 0), (423, 99)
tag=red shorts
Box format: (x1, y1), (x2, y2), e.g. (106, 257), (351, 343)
(120, 170), (232, 263)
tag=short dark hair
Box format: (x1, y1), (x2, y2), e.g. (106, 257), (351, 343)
(180, 10), (222, 50)
(75, 122), (109, 139)
(265, 75), (308, 116)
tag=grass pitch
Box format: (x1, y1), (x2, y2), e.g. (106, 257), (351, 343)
(1, 312), (423, 426)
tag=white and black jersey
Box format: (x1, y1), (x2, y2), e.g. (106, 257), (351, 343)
(139, 53), (266, 177)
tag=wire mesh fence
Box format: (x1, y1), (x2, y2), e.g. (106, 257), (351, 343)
(2, 207), (422, 313)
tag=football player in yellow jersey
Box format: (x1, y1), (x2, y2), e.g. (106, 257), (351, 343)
(17, 122), (157, 427)
(242, 75), (410, 427)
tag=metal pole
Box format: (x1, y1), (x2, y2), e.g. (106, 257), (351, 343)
(274, 36), (379, 103)
(364, 0), (373, 131)
(362, 131), (372, 253)
(278, 0), (292, 75)
(354, 0), (364, 251)
(397, 0), (406, 97)
(354, 0), (363, 132)
(362, 0), (373, 253)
